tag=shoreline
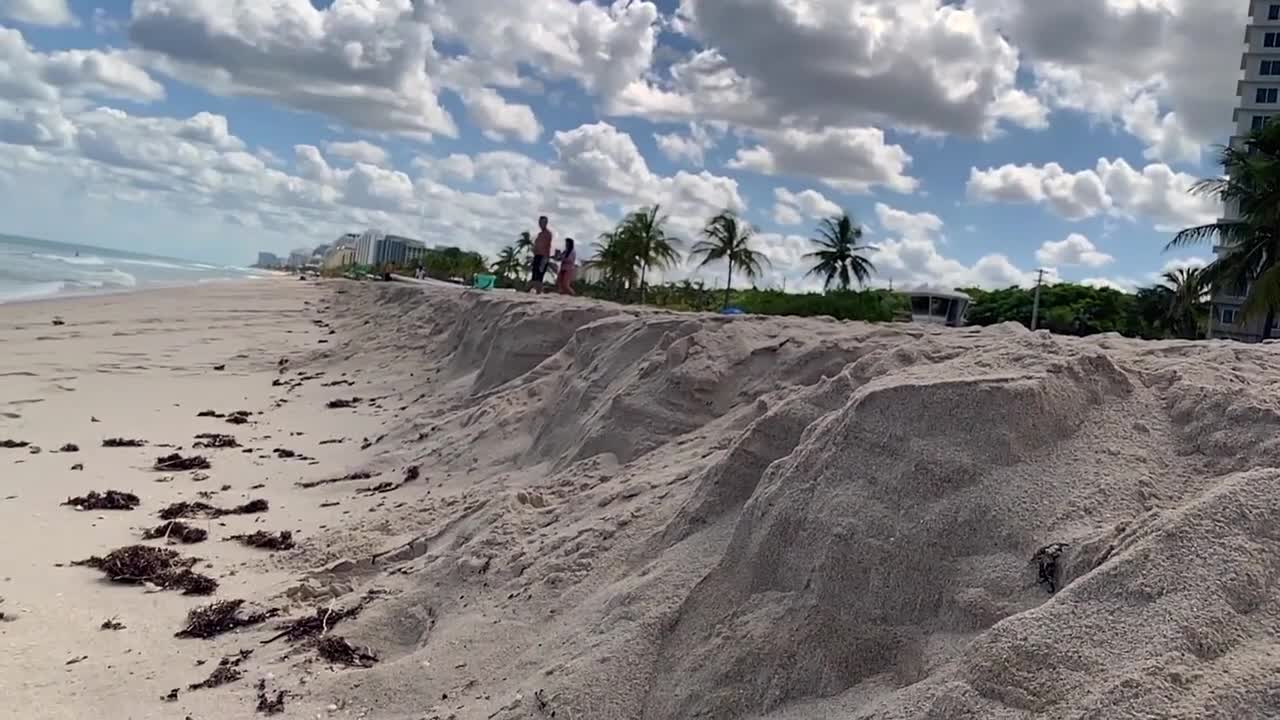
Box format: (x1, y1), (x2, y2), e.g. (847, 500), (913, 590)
(0, 276), (285, 310)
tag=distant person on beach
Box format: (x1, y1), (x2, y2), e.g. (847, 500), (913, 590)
(530, 215), (553, 294)
(555, 238), (577, 296)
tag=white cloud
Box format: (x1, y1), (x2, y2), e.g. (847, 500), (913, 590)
(654, 123), (716, 167)
(0, 0), (76, 27)
(875, 202), (944, 242)
(967, 158), (1219, 231)
(1036, 233), (1113, 268)
(772, 187), (841, 226)
(865, 202), (1043, 290)
(971, 0), (1245, 161)
(459, 87), (541, 143)
(621, 0), (1047, 138)
(0, 26), (163, 103)
(324, 140), (390, 167)
(730, 126), (917, 194)
(128, 0), (457, 140)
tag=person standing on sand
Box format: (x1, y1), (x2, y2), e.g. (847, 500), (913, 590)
(530, 215), (553, 294)
(555, 237), (577, 295)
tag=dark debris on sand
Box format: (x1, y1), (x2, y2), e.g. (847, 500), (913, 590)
(296, 471), (375, 489)
(230, 530), (295, 551)
(154, 453), (211, 471)
(102, 438), (146, 448)
(193, 433), (240, 449)
(357, 481), (400, 495)
(158, 498), (268, 520)
(196, 410), (223, 418)
(262, 602), (364, 644)
(100, 617), (126, 631)
(63, 490), (140, 511)
(188, 649), (252, 690)
(1, 440), (30, 449)
(71, 463), (83, 471)
(143, 521), (208, 544)
(403, 465), (420, 482)
(73, 545), (217, 595)
(316, 636), (378, 668)
(1033, 542), (1069, 594)
(59, 443), (80, 453)
(176, 599), (278, 639)
(325, 397), (362, 409)
(256, 679), (285, 715)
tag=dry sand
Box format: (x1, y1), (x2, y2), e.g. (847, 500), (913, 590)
(4, 279), (1280, 720)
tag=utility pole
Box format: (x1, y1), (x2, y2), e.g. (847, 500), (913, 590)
(1030, 268), (1045, 331)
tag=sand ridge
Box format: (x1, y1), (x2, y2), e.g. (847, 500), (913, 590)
(5, 279), (1280, 719)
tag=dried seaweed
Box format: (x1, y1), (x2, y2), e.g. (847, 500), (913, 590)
(73, 545), (216, 595)
(102, 438), (146, 447)
(256, 679), (285, 714)
(1, 440), (30, 449)
(59, 443), (80, 453)
(142, 521), (208, 544)
(188, 649), (252, 690)
(192, 433), (240, 449)
(261, 602), (364, 645)
(176, 600), (278, 639)
(154, 453), (211, 471)
(158, 498), (268, 520)
(229, 530), (295, 551)
(296, 471), (375, 489)
(63, 490), (140, 511)
(316, 636), (378, 668)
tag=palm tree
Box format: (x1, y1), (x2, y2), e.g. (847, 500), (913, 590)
(515, 231), (533, 260)
(805, 213), (876, 290)
(1159, 267), (1207, 339)
(1167, 123), (1280, 339)
(691, 210), (770, 309)
(492, 245), (523, 283)
(587, 229), (639, 295)
(620, 205), (681, 304)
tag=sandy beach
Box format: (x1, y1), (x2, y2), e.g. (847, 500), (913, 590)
(5, 279), (1280, 720)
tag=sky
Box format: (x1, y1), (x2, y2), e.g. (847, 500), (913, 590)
(0, 0), (1246, 292)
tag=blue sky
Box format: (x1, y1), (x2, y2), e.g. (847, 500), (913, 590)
(0, 0), (1242, 291)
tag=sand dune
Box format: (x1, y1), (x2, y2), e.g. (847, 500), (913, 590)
(6, 280), (1280, 719)
(275, 283), (1280, 720)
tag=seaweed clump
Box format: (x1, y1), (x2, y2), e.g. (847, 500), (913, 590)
(73, 545), (217, 595)
(158, 498), (267, 520)
(142, 521), (208, 544)
(230, 531), (295, 551)
(63, 490), (140, 511)
(175, 599), (278, 639)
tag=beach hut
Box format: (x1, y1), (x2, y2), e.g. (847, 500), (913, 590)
(897, 286), (970, 327)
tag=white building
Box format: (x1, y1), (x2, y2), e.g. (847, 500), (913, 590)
(354, 229), (386, 266)
(1210, 1), (1280, 340)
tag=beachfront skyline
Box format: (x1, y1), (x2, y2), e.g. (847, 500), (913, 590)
(0, 0), (1243, 291)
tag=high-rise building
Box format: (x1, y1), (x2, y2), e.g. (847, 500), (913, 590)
(1209, 1), (1279, 341)
(255, 252), (281, 268)
(355, 229), (385, 265)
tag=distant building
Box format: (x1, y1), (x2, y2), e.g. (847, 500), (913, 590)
(403, 239), (428, 266)
(287, 248), (312, 268)
(255, 252), (281, 268)
(354, 229), (386, 266)
(323, 245), (356, 269)
(898, 286), (970, 327)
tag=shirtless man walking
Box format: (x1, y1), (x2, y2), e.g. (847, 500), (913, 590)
(530, 215), (553, 294)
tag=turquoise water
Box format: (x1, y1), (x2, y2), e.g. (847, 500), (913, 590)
(0, 234), (275, 305)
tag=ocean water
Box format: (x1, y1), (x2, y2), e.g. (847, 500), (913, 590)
(0, 234), (275, 305)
